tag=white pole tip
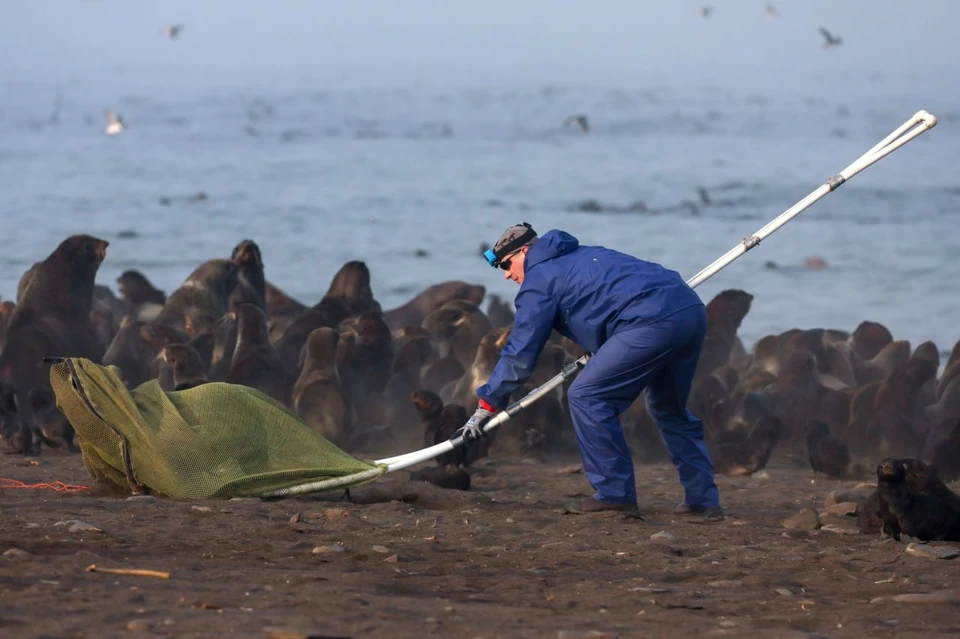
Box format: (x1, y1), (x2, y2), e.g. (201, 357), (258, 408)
(915, 110), (938, 128)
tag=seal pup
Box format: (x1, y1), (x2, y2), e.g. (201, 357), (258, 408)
(805, 419), (862, 478)
(764, 349), (825, 443)
(441, 325), (512, 411)
(0, 235), (108, 415)
(422, 300), (493, 372)
(710, 415), (781, 476)
(28, 386), (77, 452)
(292, 327), (354, 446)
(0, 382), (36, 455)
(102, 321), (186, 388)
(410, 390), (477, 468)
(226, 304), (287, 403)
(229, 239), (266, 311)
(117, 269), (166, 321)
(876, 458), (960, 541)
(157, 343), (208, 391)
(383, 334), (435, 434)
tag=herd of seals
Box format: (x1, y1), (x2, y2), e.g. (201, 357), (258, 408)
(1, 233), (958, 540)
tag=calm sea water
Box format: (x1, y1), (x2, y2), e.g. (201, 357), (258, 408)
(1, 72), (958, 354)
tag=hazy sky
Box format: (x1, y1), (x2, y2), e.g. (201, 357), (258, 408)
(3, 1), (957, 93)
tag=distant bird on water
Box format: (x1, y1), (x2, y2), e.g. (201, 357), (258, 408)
(697, 6), (713, 19)
(818, 26), (843, 49)
(163, 24), (184, 40)
(564, 114), (589, 133)
(765, 3), (780, 20)
(104, 109), (125, 136)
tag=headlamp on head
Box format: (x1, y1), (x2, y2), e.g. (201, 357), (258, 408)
(484, 222), (536, 269)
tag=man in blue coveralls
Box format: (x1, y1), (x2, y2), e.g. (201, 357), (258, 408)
(459, 223), (723, 520)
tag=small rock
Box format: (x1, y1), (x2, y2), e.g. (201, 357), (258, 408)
(820, 502), (858, 517)
(905, 543), (959, 561)
(505, 517), (516, 523)
(311, 545), (344, 554)
(125, 496), (158, 503)
(228, 497), (260, 503)
(325, 508), (349, 519)
(557, 465), (583, 474)
(3, 548), (32, 558)
(870, 592), (958, 605)
(776, 588), (794, 597)
(126, 620), (151, 632)
(372, 545), (390, 554)
(289, 512), (301, 524)
(475, 525), (491, 533)
(783, 509), (821, 531)
(752, 470), (770, 479)
(820, 524), (858, 535)
(384, 554), (399, 563)
(191, 506), (212, 513)
(707, 580), (743, 588)
(55, 520), (103, 534)
(557, 632), (618, 639)
(521, 457), (543, 465)
(650, 531), (676, 542)
(782, 530), (810, 540)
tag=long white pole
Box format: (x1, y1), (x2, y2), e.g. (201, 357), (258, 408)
(376, 109), (938, 472)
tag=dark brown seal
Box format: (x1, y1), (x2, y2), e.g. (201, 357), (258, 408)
(291, 327), (354, 446)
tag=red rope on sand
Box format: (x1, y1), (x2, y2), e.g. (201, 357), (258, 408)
(0, 478), (91, 493)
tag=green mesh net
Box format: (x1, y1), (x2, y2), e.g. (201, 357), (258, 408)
(50, 358), (386, 499)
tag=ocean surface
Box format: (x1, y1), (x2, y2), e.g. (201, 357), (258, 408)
(2, 70), (958, 355)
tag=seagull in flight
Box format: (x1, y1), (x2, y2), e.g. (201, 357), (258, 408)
(765, 3), (780, 20)
(163, 24), (185, 40)
(818, 26), (843, 49)
(104, 109), (125, 135)
(697, 6), (713, 18)
(563, 114), (590, 133)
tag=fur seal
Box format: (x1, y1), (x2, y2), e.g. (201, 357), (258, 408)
(28, 386), (77, 452)
(225, 304), (287, 403)
(337, 312), (394, 427)
(0, 382), (35, 455)
(383, 334), (435, 434)
(102, 321), (186, 388)
(441, 325), (512, 411)
(709, 414), (781, 476)
(422, 300), (494, 372)
(764, 349), (824, 442)
(116, 270), (166, 321)
(157, 343), (208, 391)
(229, 239), (266, 311)
(291, 327), (354, 446)
(0, 235), (108, 417)
(410, 389), (477, 468)
(805, 419), (862, 478)
(875, 458), (960, 541)
(273, 296), (351, 380)
(486, 294), (515, 328)
(854, 340), (911, 385)
(264, 281), (308, 343)
(850, 321), (893, 362)
(383, 281), (486, 333)
(697, 289), (754, 379)
(325, 260), (381, 315)
(154, 259), (239, 334)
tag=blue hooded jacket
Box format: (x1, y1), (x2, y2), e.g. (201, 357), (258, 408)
(476, 229), (703, 409)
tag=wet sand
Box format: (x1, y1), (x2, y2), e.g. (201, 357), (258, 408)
(2, 449), (960, 638)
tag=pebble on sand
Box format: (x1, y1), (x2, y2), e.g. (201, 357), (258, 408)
(783, 509), (821, 531)
(649, 531), (677, 542)
(820, 502), (858, 517)
(905, 543), (959, 561)
(311, 545), (345, 554)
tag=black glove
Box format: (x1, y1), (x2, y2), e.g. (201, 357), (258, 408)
(456, 406), (495, 442)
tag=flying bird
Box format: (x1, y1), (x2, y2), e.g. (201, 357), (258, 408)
(697, 6), (713, 18)
(818, 26), (843, 49)
(765, 3), (780, 20)
(104, 109), (125, 136)
(163, 24), (184, 40)
(563, 114), (589, 133)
